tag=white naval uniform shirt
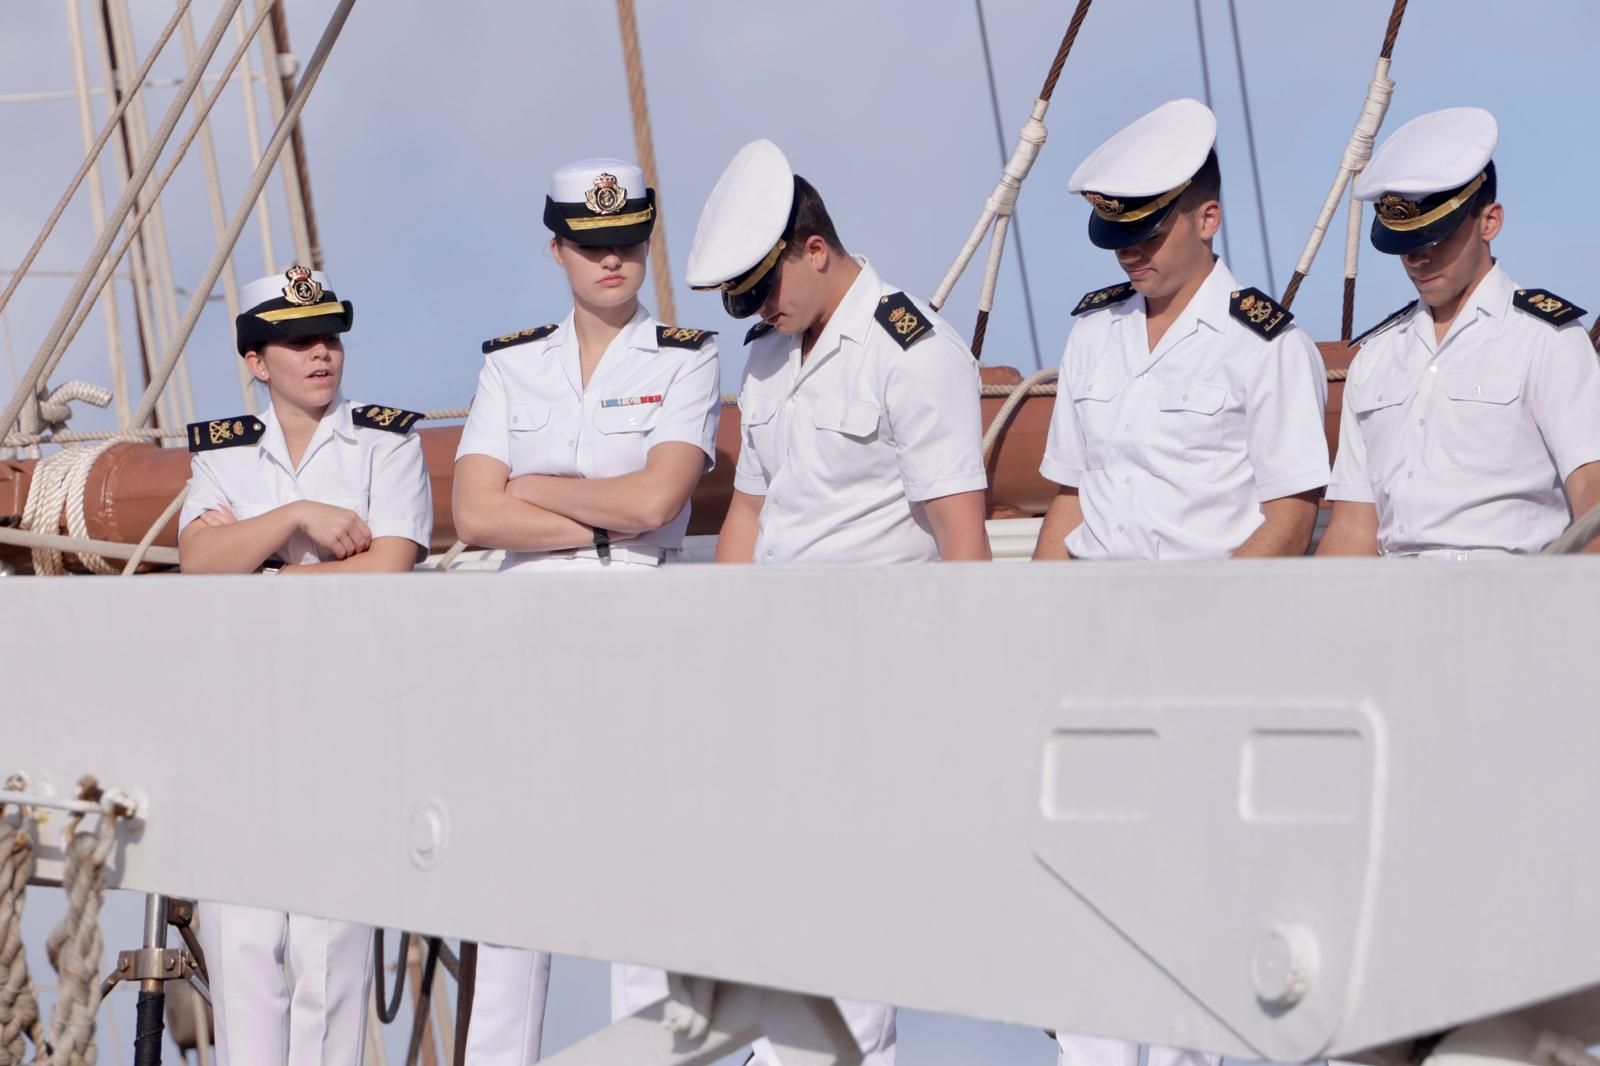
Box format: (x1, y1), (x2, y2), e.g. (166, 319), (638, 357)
(1041, 260), (1329, 559)
(732, 258), (987, 563)
(1328, 265), (1600, 556)
(180, 394), (433, 561)
(455, 306), (722, 568)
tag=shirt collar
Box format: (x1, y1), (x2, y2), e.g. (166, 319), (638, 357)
(258, 392), (351, 469)
(803, 256), (880, 360)
(1418, 262), (1513, 350)
(548, 305), (656, 350)
(1194, 258), (1236, 333)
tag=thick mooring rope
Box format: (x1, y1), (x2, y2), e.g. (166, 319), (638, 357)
(0, 799), (46, 1066)
(44, 809), (122, 1066)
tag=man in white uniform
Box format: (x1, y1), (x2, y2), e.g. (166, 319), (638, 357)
(1028, 100), (1329, 1066)
(1318, 106), (1600, 556)
(685, 139), (990, 1065)
(1033, 98), (1329, 565)
(180, 267), (433, 1065)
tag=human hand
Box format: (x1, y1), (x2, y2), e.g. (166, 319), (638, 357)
(293, 501), (372, 559)
(196, 507), (236, 528)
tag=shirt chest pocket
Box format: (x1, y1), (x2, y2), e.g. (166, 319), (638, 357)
(809, 400), (886, 496)
(739, 396), (780, 470)
(506, 400), (554, 472)
(1156, 381), (1233, 481)
(590, 402), (658, 474)
(1070, 376), (1124, 470)
(1437, 371), (1524, 475)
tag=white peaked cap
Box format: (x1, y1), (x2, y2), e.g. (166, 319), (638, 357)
(1068, 98), (1217, 197)
(550, 158), (646, 203)
(685, 139), (795, 289)
(240, 268), (332, 312)
(1354, 107), (1499, 201)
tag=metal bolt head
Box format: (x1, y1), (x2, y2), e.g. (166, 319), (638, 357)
(1251, 924), (1318, 1010)
(408, 798), (450, 871)
(164, 955), (175, 971)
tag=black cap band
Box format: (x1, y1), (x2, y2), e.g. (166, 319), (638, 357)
(544, 189), (656, 247)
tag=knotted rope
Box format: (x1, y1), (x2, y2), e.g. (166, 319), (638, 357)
(930, 0), (1095, 359)
(0, 793), (45, 1066)
(44, 805), (123, 1066)
(1280, 0), (1409, 310)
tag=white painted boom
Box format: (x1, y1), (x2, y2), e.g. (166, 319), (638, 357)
(7, 561), (1600, 1062)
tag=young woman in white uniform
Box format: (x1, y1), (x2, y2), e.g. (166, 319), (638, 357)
(452, 159), (722, 1063)
(180, 267), (433, 1066)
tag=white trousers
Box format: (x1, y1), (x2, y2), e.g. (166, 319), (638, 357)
(1057, 1034), (1220, 1066)
(198, 901), (373, 1066)
(611, 966), (895, 1066)
(466, 945), (553, 1064)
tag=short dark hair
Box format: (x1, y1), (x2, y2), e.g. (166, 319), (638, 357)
(1176, 149), (1222, 211)
(785, 174), (846, 256)
(1466, 160), (1498, 216)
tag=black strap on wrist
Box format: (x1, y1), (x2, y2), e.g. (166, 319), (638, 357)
(593, 528), (611, 561)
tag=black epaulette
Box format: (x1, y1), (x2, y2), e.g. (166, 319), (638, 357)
(656, 325), (718, 349)
(1513, 288), (1587, 327)
(744, 321), (775, 345)
(1351, 300), (1419, 347)
(352, 404), (424, 434)
(482, 324), (557, 354)
(1229, 287), (1294, 340)
(1072, 282), (1136, 316)
(873, 291), (933, 350)
(187, 415), (264, 453)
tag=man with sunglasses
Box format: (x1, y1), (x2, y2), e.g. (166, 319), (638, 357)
(1032, 99), (1329, 564)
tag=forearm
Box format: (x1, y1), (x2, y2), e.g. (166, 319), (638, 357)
(507, 472), (675, 534)
(1234, 495), (1318, 557)
(179, 506), (300, 573)
(715, 492), (763, 563)
(923, 490), (991, 561)
(1316, 501), (1380, 556)
(454, 488), (596, 552)
(282, 537), (421, 574)
(1563, 462), (1600, 554)
(1031, 490), (1081, 560)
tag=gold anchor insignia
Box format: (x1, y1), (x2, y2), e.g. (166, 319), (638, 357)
(1528, 293), (1565, 314)
(584, 172), (627, 215)
(1249, 303), (1274, 325)
(663, 327), (702, 343)
(208, 419), (242, 445)
(281, 265), (322, 306)
(366, 406), (402, 427)
(1377, 194), (1422, 223)
(887, 306), (921, 336)
(1085, 192), (1126, 217)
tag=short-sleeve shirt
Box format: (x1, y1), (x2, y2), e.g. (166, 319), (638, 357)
(455, 305), (721, 560)
(1327, 264), (1600, 555)
(180, 394), (433, 563)
(1040, 259), (1330, 560)
(732, 258), (988, 564)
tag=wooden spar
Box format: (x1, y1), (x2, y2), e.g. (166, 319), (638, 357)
(967, 0), (1093, 361)
(0, 349), (1358, 573)
(1279, 0), (1409, 313)
(614, 0), (676, 324)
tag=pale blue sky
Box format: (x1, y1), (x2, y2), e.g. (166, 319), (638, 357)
(6, 2), (1599, 1062)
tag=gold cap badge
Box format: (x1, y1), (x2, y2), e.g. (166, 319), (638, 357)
(282, 265), (322, 306)
(584, 173), (627, 215)
(1376, 194), (1422, 224)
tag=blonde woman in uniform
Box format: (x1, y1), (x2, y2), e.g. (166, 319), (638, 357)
(452, 159), (722, 1063)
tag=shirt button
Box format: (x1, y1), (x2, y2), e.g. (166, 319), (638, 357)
(1116, 524), (1126, 533)
(1377, 393), (1384, 401)
(1123, 476), (1132, 485)
(1417, 418), (1426, 426)
(568, 439), (576, 447)
(1180, 393), (1189, 402)
(1399, 524), (1407, 533)
(1406, 470), (1414, 479)
(1122, 423), (1132, 431)
(1429, 366), (1438, 374)
(765, 548), (775, 557)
